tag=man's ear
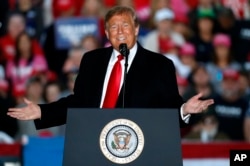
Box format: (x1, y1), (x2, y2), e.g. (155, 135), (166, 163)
(135, 25), (140, 36)
(105, 30), (109, 40)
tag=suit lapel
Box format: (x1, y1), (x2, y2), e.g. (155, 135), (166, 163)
(92, 47), (113, 107)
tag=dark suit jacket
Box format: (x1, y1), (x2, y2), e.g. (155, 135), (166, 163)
(35, 43), (185, 129)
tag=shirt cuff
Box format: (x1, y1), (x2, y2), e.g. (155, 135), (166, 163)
(180, 103), (191, 124)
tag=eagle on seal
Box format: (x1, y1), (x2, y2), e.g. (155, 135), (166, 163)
(113, 130), (131, 150)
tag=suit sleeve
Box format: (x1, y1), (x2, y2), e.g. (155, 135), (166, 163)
(160, 58), (188, 128)
(34, 52), (92, 129)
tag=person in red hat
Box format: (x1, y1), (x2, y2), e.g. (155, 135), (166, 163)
(212, 68), (250, 141)
(176, 74), (189, 97)
(179, 42), (198, 77)
(173, 14), (192, 41)
(53, 0), (76, 18)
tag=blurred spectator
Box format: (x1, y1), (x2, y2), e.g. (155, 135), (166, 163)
(176, 75), (189, 96)
(143, 8), (185, 54)
(0, 0), (9, 37)
(0, 12), (44, 64)
(41, 0), (75, 79)
(222, 0), (249, 19)
(5, 31), (48, 102)
(42, 81), (65, 136)
(115, 0), (134, 8)
(185, 0), (199, 9)
(188, 0), (219, 30)
(147, 0), (189, 29)
(213, 69), (250, 141)
(244, 107), (250, 142)
(42, 0), (54, 28)
(0, 65), (18, 139)
(80, 0), (106, 18)
(147, 0), (171, 29)
(189, 9), (216, 63)
(246, 0), (250, 19)
(216, 7), (239, 58)
(216, 7), (235, 37)
(80, 0), (106, 38)
(206, 33), (241, 94)
(238, 70), (250, 100)
(63, 46), (84, 74)
(16, 77), (45, 139)
(183, 65), (215, 101)
(25, 77), (44, 104)
(183, 108), (230, 142)
(171, 0), (190, 20)
(31, 0), (43, 6)
(115, 0), (150, 26)
(232, 18), (250, 63)
(52, 0), (76, 18)
(0, 12), (25, 64)
(173, 14), (193, 41)
(162, 40), (186, 77)
(60, 71), (77, 97)
(178, 42), (198, 78)
(44, 81), (62, 103)
(52, 0), (85, 17)
(14, 0), (44, 39)
(114, 1), (132, 17)
(183, 65), (216, 128)
(80, 34), (101, 52)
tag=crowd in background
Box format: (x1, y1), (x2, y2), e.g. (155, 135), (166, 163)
(0, 0), (250, 144)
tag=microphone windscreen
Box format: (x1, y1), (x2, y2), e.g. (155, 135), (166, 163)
(119, 43), (129, 57)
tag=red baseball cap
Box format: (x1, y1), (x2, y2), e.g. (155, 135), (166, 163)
(174, 14), (189, 24)
(0, 79), (9, 92)
(176, 75), (188, 86)
(223, 69), (239, 80)
(55, 0), (74, 12)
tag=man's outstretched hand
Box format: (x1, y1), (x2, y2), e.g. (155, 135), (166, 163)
(7, 98), (41, 120)
(182, 93), (214, 116)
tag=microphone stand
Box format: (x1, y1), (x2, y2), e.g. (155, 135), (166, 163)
(119, 43), (129, 108)
(122, 54), (128, 108)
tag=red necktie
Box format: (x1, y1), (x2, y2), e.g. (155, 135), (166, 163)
(102, 55), (124, 108)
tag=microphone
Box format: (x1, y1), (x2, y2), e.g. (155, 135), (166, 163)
(119, 43), (129, 108)
(119, 43), (130, 58)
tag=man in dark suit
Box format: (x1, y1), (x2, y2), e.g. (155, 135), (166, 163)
(7, 6), (214, 129)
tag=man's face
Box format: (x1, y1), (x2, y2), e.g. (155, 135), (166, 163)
(221, 79), (239, 100)
(8, 15), (25, 38)
(156, 19), (173, 34)
(105, 14), (139, 51)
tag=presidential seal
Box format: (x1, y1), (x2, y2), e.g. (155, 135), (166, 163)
(99, 119), (144, 164)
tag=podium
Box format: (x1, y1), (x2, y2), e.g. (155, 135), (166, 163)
(63, 108), (183, 165)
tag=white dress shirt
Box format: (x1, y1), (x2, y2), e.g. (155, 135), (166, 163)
(100, 43), (190, 123)
(100, 44), (138, 107)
